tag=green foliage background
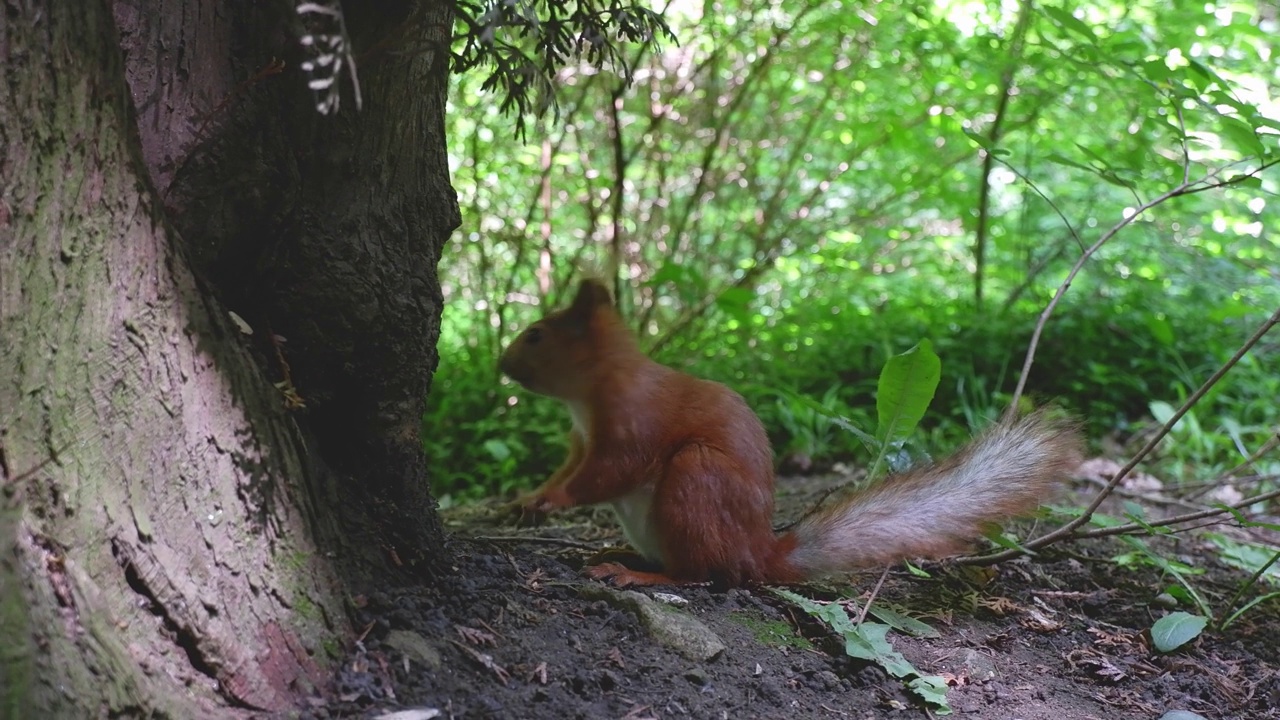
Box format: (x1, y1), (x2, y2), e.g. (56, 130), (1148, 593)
(427, 0), (1280, 502)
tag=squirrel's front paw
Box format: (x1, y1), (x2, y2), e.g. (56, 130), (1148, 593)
(506, 488), (570, 527)
(584, 562), (677, 587)
(584, 562), (639, 586)
(500, 494), (543, 527)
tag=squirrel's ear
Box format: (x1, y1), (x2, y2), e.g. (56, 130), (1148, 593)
(567, 278), (613, 317)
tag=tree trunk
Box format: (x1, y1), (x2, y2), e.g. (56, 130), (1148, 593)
(1, 0), (458, 715)
(137, 0), (461, 573)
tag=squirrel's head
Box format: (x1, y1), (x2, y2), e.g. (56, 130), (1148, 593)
(499, 278), (627, 400)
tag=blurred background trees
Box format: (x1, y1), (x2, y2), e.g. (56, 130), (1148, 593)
(430, 0), (1279, 502)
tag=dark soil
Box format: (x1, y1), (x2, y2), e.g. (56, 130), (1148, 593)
(295, 472), (1280, 720)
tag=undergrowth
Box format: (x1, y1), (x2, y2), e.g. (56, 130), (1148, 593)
(424, 282), (1279, 504)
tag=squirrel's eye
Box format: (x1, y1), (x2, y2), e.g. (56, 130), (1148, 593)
(525, 327), (543, 344)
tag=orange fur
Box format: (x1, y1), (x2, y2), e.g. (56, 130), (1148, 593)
(499, 279), (1083, 587)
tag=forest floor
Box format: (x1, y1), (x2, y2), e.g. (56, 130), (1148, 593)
(297, 469), (1280, 720)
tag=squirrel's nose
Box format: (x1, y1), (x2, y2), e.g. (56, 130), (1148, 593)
(497, 352), (523, 385)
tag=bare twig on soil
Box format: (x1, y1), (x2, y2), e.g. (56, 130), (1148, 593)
(474, 534), (600, 550)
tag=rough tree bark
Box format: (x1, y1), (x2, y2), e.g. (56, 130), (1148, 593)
(131, 0), (461, 571)
(1, 0), (459, 715)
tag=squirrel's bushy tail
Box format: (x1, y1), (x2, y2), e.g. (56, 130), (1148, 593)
(781, 409), (1083, 579)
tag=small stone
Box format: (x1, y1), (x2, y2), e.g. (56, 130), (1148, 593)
(383, 630), (442, 670)
(958, 648), (997, 682)
(684, 667), (709, 686)
(817, 670), (840, 690)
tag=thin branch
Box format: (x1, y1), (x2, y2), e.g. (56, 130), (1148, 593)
(1006, 159), (1280, 413)
(973, 0), (1034, 311)
(472, 535), (600, 550)
(1176, 104), (1191, 186)
(1219, 546), (1280, 629)
(966, 303), (1280, 565)
(607, 84), (628, 307)
(1068, 486), (1280, 542)
(664, 15), (810, 246)
(995, 156), (1083, 249)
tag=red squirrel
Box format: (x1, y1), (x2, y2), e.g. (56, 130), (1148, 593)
(498, 278), (1083, 588)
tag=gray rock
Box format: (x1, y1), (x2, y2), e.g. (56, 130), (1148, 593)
(384, 629), (443, 669)
(581, 586), (727, 662)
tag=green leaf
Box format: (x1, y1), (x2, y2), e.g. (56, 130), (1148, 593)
(1140, 59), (1173, 84)
(1041, 6), (1096, 42)
(867, 606), (941, 639)
(908, 674), (951, 710)
(1219, 508), (1280, 534)
(1073, 143), (1113, 170)
(962, 128), (992, 150)
(1207, 533), (1280, 580)
(715, 287), (755, 325)
(1045, 152), (1094, 172)
(1252, 116), (1280, 132)
(1118, 536), (1211, 616)
(1225, 174), (1263, 189)
(1164, 585), (1194, 605)
(1150, 612), (1207, 653)
(483, 439), (511, 461)
(875, 340), (941, 445)
(1148, 400), (1176, 426)
(1187, 60), (1230, 92)
(1145, 314), (1174, 346)
(982, 528), (1031, 552)
(1219, 116), (1266, 158)
(645, 262), (687, 287)
(771, 590), (951, 714)
(769, 388), (878, 448)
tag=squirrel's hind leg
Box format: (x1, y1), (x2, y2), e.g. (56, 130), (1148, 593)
(649, 444), (778, 588)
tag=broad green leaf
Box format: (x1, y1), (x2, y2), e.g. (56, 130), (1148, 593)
(1150, 612), (1207, 653)
(1140, 59), (1173, 84)
(908, 675), (951, 710)
(1041, 6), (1096, 42)
(1187, 59), (1230, 92)
(867, 605), (941, 639)
(1218, 116), (1266, 158)
(772, 590), (951, 714)
(1206, 533), (1280, 583)
(1254, 116), (1280, 131)
(875, 340), (941, 444)
(1163, 585), (1194, 605)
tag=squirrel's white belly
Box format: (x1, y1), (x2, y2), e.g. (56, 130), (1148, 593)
(610, 487), (662, 563)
